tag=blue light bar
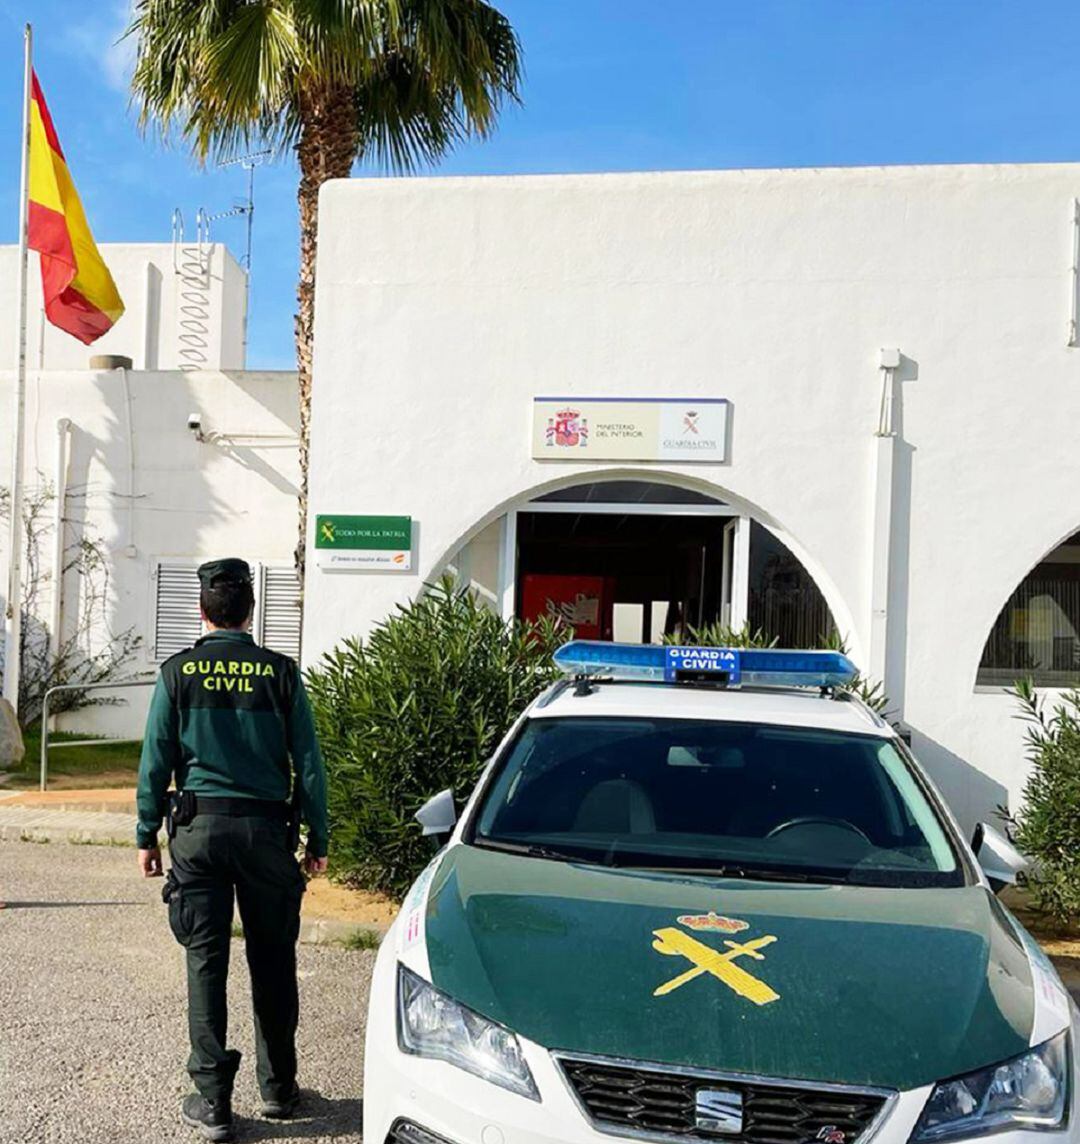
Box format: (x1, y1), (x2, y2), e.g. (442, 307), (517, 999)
(737, 649), (857, 689)
(551, 641), (857, 689)
(553, 640), (669, 680)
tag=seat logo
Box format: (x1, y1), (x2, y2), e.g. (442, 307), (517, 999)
(652, 925), (780, 1005)
(695, 1089), (743, 1135)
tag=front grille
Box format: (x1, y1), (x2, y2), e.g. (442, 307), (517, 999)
(559, 1057), (888, 1144)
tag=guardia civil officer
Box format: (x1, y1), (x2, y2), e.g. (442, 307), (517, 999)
(136, 558), (328, 1142)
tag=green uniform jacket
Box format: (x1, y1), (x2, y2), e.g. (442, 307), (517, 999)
(136, 630), (329, 856)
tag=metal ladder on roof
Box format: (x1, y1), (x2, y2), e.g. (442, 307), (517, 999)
(171, 208), (211, 372)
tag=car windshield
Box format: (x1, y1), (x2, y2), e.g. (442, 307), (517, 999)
(472, 717), (964, 887)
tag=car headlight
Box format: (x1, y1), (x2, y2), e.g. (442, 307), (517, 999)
(397, 964), (539, 1100)
(912, 1032), (1069, 1141)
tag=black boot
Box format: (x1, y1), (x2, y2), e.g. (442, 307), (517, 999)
(181, 1093), (234, 1141)
(261, 1084), (301, 1119)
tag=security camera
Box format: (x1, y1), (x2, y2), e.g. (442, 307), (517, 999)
(187, 412), (204, 441)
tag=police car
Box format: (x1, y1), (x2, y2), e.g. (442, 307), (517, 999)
(364, 642), (1079, 1144)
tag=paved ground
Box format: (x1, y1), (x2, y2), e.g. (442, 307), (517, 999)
(0, 789), (137, 809)
(0, 804), (135, 843)
(0, 836), (374, 1144)
(0, 804), (393, 946)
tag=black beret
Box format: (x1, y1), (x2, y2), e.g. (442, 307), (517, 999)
(197, 558), (252, 588)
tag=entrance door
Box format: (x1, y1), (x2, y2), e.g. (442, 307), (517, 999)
(486, 482), (790, 642)
(514, 502), (741, 640)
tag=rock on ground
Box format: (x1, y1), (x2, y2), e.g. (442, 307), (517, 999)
(0, 837), (374, 1143)
(0, 699), (24, 770)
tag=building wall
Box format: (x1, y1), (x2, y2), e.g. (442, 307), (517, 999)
(0, 243), (247, 372)
(0, 366), (299, 736)
(304, 164), (1080, 833)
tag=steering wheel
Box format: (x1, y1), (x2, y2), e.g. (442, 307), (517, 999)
(766, 816), (871, 842)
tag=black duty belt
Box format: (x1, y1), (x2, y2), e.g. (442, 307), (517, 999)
(193, 796), (290, 820)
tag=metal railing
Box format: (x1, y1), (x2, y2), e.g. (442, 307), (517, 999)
(39, 679), (155, 792)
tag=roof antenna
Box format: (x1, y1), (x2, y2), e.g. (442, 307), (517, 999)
(213, 149), (273, 363)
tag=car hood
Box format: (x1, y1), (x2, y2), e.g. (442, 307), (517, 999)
(424, 845), (1035, 1091)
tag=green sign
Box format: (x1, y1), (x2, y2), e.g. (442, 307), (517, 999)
(315, 515), (413, 570)
(316, 515), (411, 550)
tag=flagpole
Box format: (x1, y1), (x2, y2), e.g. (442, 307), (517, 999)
(3, 23), (32, 712)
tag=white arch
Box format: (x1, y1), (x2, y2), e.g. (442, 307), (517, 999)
(424, 466), (864, 665)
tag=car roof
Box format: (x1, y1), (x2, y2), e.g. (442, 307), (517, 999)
(529, 680), (893, 738)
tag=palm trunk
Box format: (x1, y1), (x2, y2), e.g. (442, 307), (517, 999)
(294, 86), (359, 586)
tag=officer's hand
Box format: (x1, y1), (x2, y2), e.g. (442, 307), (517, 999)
(303, 853), (328, 876)
(139, 847), (163, 878)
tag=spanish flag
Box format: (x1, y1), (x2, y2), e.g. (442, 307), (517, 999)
(27, 72), (124, 344)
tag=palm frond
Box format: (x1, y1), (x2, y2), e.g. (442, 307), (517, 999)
(126, 0), (522, 170)
(353, 53), (460, 171)
(397, 0), (522, 135)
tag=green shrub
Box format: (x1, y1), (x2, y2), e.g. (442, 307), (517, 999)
(663, 622), (778, 649)
(1008, 679), (1080, 929)
(306, 578), (565, 898)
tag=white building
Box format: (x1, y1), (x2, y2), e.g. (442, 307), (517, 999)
(303, 163), (1080, 833)
(0, 241), (248, 372)
(0, 242), (299, 741)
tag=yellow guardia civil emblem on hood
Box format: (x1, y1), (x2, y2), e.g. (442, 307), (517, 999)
(652, 920), (780, 1006)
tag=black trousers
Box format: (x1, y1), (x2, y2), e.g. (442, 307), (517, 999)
(166, 813), (306, 1102)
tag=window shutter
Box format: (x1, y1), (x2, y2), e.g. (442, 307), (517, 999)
(260, 565), (302, 660)
(154, 563), (202, 661)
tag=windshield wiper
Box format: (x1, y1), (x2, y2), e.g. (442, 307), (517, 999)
(625, 863), (850, 885)
(474, 840), (851, 883)
(525, 844), (585, 863)
(727, 866), (848, 885)
(473, 838), (588, 864)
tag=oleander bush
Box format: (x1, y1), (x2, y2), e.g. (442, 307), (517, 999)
(1007, 680), (1080, 929)
(306, 577), (566, 897)
(664, 621), (778, 649)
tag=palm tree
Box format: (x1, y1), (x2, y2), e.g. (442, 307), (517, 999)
(126, 0), (522, 578)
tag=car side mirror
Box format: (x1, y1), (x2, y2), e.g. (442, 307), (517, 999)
(415, 788), (457, 843)
(971, 822), (1028, 893)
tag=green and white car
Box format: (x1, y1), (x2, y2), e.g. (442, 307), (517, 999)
(363, 643), (1078, 1144)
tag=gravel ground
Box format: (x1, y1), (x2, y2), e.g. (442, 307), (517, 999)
(0, 837), (374, 1144)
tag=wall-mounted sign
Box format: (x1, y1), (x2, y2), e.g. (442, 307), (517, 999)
(531, 397), (729, 463)
(315, 515), (412, 570)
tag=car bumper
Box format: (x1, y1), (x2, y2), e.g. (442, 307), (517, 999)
(364, 942), (1080, 1144)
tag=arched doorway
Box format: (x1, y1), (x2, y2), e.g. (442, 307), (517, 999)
(442, 478), (837, 647)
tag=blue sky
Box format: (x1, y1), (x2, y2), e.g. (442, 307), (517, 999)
(1, 1), (1079, 368)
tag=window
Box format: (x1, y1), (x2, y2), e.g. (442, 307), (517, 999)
(747, 522), (836, 647)
(257, 565), (302, 660)
(978, 532), (1080, 688)
(532, 481), (726, 505)
(153, 563), (203, 660)
(152, 560), (302, 662)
